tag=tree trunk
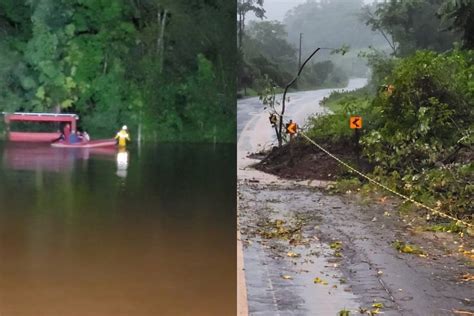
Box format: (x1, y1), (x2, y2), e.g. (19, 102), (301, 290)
(138, 110), (142, 144)
(157, 9), (168, 73)
(238, 12), (243, 49)
(274, 125), (282, 147)
(156, 9), (160, 55)
(237, 8), (246, 50)
(103, 55), (108, 74)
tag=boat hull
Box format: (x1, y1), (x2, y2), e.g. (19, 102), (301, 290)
(51, 139), (116, 148)
(9, 132), (62, 142)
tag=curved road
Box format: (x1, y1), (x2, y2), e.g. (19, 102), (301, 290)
(237, 78), (367, 160)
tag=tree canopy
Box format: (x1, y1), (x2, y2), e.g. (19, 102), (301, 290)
(0, 0), (236, 142)
(363, 0), (461, 56)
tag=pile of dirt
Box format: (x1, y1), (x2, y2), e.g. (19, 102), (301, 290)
(255, 138), (371, 181)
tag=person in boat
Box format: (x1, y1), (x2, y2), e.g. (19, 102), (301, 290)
(52, 124), (71, 143)
(69, 128), (82, 144)
(63, 123), (71, 143)
(82, 130), (90, 142)
(77, 128), (90, 142)
(52, 133), (65, 143)
(115, 125), (130, 147)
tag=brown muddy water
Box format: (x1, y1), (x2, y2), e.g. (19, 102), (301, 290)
(0, 142), (236, 316)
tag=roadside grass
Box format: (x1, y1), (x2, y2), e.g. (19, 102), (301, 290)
(320, 86), (371, 113)
(427, 222), (465, 234)
(304, 87), (374, 143)
(296, 78), (350, 92)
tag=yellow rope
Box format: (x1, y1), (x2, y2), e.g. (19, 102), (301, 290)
(299, 131), (472, 228)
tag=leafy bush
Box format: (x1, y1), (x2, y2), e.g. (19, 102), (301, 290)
(363, 49), (473, 220)
(305, 49), (473, 222)
(361, 49), (473, 173)
(401, 164), (473, 220)
(306, 87), (373, 142)
(305, 113), (354, 142)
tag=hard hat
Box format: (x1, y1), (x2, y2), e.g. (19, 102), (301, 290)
(122, 125), (127, 130)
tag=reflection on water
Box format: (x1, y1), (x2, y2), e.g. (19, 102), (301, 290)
(116, 149), (129, 178)
(0, 142), (236, 316)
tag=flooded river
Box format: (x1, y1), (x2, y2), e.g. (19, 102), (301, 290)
(0, 142), (236, 316)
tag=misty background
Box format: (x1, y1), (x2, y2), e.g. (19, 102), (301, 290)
(248, 0), (377, 21)
(237, 0), (390, 95)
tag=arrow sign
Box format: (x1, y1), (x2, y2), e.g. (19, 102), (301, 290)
(350, 116), (362, 129)
(352, 118), (360, 128)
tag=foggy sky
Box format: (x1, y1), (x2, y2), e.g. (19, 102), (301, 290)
(248, 0), (378, 22)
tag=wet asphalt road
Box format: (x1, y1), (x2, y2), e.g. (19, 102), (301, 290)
(238, 183), (474, 316)
(237, 80), (474, 316)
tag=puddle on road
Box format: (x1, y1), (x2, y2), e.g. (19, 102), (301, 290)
(239, 183), (360, 315)
(294, 243), (359, 314)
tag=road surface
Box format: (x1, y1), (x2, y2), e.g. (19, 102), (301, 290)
(237, 79), (474, 316)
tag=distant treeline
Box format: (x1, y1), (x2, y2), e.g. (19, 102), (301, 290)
(239, 20), (349, 95)
(0, 0), (236, 142)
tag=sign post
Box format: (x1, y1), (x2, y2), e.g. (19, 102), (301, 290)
(350, 116), (362, 165)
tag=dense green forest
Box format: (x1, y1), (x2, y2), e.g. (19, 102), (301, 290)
(303, 0), (473, 223)
(0, 0), (236, 142)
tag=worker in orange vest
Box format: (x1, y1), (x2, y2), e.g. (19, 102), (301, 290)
(286, 120), (298, 141)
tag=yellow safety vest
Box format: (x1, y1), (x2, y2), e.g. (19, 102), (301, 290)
(115, 130), (130, 147)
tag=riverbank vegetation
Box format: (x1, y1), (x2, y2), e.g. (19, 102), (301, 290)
(0, 0), (235, 142)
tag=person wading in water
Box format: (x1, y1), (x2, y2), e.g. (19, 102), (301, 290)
(115, 125), (130, 148)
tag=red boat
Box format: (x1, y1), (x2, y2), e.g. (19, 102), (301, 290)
(51, 139), (116, 148)
(2, 112), (116, 148)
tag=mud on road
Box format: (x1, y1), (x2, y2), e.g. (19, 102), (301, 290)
(254, 139), (372, 181)
(238, 179), (474, 316)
